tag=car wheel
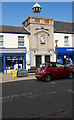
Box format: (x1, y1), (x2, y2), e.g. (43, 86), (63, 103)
(68, 72), (73, 79)
(45, 74), (51, 82)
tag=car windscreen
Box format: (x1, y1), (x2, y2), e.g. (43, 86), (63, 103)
(39, 64), (46, 68)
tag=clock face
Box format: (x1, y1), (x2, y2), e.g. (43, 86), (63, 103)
(40, 37), (45, 43)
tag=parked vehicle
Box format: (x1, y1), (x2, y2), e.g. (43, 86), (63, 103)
(35, 62), (74, 82)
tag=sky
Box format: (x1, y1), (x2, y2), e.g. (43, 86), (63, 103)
(1, 2), (72, 26)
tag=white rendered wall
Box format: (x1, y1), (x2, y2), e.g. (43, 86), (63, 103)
(0, 33), (31, 70)
(54, 33), (72, 62)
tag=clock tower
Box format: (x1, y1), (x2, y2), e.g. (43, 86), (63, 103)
(22, 2), (54, 67)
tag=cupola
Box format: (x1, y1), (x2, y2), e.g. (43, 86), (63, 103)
(32, 1), (41, 16)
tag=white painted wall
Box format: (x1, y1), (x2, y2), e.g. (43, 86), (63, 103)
(0, 33), (31, 70)
(54, 33), (73, 62)
(0, 33), (27, 48)
(54, 33), (72, 48)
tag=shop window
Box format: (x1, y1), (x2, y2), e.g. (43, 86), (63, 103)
(58, 55), (62, 63)
(0, 36), (4, 46)
(6, 58), (12, 69)
(6, 57), (24, 70)
(18, 36), (25, 46)
(64, 36), (69, 46)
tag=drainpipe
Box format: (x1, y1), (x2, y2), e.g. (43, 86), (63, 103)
(55, 40), (58, 62)
(29, 35), (31, 68)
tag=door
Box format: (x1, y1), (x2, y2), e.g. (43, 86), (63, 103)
(36, 55), (41, 67)
(55, 63), (67, 77)
(47, 63), (59, 78)
(45, 55), (50, 63)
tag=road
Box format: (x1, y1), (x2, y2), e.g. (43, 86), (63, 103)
(1, 78), (74, 118)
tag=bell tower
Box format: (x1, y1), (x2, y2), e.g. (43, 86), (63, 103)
(32, 1), (41, 17)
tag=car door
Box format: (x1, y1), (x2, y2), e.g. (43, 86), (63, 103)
(55, 63), (67, 77)
(47, 63), (59, 78)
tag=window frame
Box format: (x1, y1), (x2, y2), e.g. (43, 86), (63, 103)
(18, 36), (25, 47)
(64, 36), (69, 46)
(0, 35), (4, 47)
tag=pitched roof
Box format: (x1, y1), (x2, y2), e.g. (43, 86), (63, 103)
(32, 2), (41, 8)
(54, 21), (73, 34)
(0, 25), (30, 34)
(0, 21), (73, 34)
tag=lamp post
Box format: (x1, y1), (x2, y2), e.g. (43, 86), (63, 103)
(55, 40), (58, 62)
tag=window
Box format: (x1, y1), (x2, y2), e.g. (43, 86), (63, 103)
(56, 63), (64, 68)
(48, 63), (64, 68)
(48, 64), (56, 68)
(39, 64), (46, 68)
(0, 36), (3, 46)
(64, 36), (69, 46)
(18, 36), (25, 46)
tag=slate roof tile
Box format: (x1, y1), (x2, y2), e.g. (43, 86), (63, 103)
(0, 25), (30, 34)
(54, 21), (73, 34)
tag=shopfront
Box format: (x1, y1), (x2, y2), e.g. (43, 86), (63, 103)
(56, 48), (74, 65)
(0, 48), (26, 73)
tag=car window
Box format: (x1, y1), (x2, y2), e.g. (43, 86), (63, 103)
(39, 64), (46, 68)
(56, 63), (64, 68)
(48, 64), (56, 68)
(48, 63), (64, 68)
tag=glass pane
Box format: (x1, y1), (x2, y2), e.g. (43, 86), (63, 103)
(18, 36), (24, 46)
(18, 43), (24, 46)
(18, 37), (24, 41)
(0, 42), (3, 46)
(18, 36), (24, 38)
(18, 41), (24, 43)
(0, 36), (3, 40)
(0, 40), (3, 42)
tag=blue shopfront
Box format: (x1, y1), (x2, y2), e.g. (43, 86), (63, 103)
(0, 48), (27, 73)
(56, 48), (74, 65)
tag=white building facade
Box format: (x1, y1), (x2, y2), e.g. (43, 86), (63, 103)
(0, 25), (31, 73)
(54, 21), (74, 65)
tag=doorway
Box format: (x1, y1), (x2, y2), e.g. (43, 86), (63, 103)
(36, 55), (41, 67)
(45, 55), (50, 63)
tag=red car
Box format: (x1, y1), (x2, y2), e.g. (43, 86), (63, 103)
(35, 62), (74, 82)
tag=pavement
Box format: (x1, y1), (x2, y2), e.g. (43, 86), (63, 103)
(0, 72), (36, 83)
